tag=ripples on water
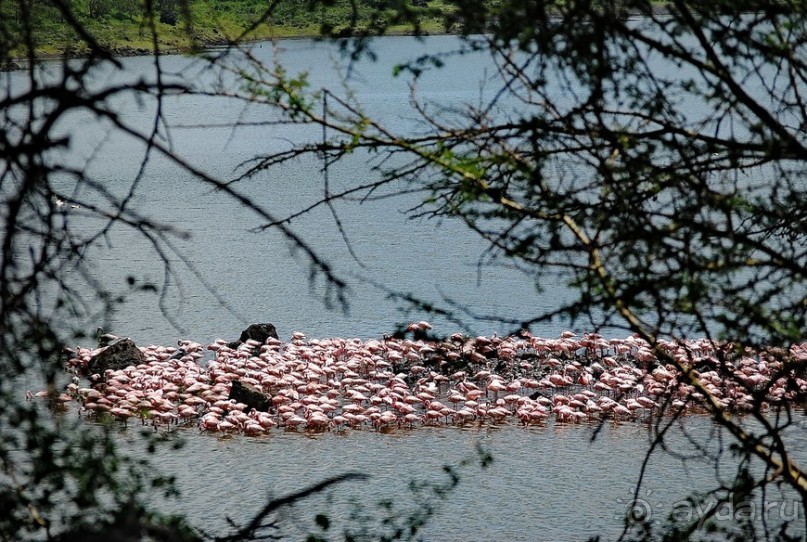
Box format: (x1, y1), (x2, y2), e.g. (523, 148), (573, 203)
(109, 416), (804, 542)
(9, 35), (805, 541)
(33, 36), (583, 345)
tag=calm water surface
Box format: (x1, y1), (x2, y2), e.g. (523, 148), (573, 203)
(48, 35), (575, 345)
(8, 35), (806, 540)
(126, 419), (746, 541)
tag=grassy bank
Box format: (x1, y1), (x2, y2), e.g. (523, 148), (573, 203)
(2, 0), (455, 59)
(2, 0), (673, 62)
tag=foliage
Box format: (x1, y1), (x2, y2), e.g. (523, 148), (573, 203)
(219, 0), (807, 539)
(0, 1), (486, 541)
(3, 0), (807, 541)
(0, 2), (203, 537)
(0, 0), (452, 58)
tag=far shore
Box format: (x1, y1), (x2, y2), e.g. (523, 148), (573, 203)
(2, 4), (674, 71)
(1, 22), (453, 71)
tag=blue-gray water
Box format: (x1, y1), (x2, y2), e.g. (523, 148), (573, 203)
(5, 34), (806, 540)
(40, 35), (581, 345)
(119, 417), (803, 541)
(120, 420), (697, 541)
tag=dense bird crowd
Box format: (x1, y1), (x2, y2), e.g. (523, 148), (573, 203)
(42, 324), (807, 435)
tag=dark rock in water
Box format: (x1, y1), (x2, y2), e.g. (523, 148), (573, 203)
(229, 380), (271, 413)
(86, 338), (145, 378)
(168, 348), (187, 360)
(239, 322), (279, 343)
(228, 323), (279, 349)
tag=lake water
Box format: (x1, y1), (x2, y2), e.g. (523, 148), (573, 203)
(119, 415), (803, 541)
(39, 34), (589, 345)
(7, 34), (806, 540)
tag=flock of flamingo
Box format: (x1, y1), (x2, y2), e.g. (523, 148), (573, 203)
(45, 323), (807, 435)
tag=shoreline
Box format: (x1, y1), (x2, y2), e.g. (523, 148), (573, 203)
(1, 24), (453, 71)
(2, 4), (676, 71)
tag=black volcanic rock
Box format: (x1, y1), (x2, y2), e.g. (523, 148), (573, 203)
(229, 380), (272, 413)
(86, 338), (145, 378)
(228, 323), (279, 349)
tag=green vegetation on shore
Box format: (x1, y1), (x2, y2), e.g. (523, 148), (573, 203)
(1, 0), (673, 61)
(1, 0), (455, 58)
